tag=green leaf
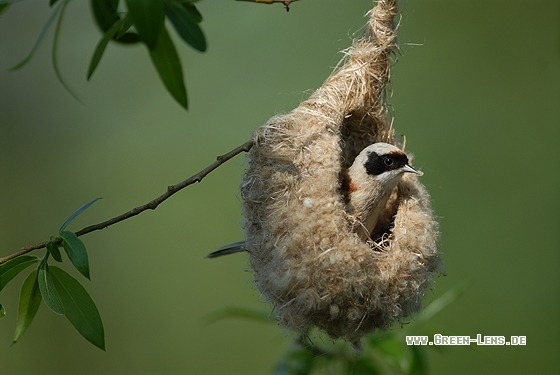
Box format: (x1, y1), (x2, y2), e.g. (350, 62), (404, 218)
(183, 3), (203, 24)
(50, 0), (61, 6)
(12, 270), (41, 344)
(408, 345), (428, 375)
(59, 197), (101, 234)
(13, 270), (42, 344)
(46, 241), (63, 262)
(116, 14), (135, 40)
(418, 281), (468, 324)
(50, 266), (105, 350)
(52, 0), (82, 103)
(348, 358), (381, 375)
(203, 307), (271, 326)
(126, 0), (165, 49)
(90, 0), (140, 44)
(373, 336), (408, 371)
(10, 2), (63, 70)
(148, 25), (188, 108)
(38, 262), (64, 315)
(114, 30), (141, 44)
(91, 0), (120, 31)
(0, 1), (13, 16)
(273, 343), (316, 375)
(59, 231), (90, 280)
(0, 255), (40, 292)
(88, 17), (128, 80)
(165, 2), (206, 52)
(0, 303), (5, 319)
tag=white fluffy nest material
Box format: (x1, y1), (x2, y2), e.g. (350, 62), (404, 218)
(241, 0), (441, 345)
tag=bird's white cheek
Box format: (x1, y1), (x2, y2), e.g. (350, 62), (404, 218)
(376, 172), (408, 193)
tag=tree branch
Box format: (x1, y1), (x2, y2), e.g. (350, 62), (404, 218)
(0, 139), (254, 265)
(236, 0), (298, 11)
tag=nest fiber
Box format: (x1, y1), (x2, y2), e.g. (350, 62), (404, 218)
(241, 0), (441, 344)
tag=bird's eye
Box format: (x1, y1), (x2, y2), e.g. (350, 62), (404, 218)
(383, 157), (394, 166)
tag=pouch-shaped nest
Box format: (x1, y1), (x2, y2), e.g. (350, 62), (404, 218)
(241, 0), (441, 345)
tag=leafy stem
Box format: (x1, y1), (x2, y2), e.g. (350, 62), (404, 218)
(0, 139), (254, 265)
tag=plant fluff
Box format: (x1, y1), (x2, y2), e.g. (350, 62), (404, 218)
(241, 0), (441, 346)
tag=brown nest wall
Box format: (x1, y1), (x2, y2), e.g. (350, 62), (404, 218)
(241, 0), (441, 345)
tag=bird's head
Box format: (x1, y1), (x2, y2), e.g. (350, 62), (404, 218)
(352, 142), (423, 186)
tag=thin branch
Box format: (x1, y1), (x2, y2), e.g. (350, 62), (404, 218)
(236, 0), (298, 11)
(0, 139), (254, 265)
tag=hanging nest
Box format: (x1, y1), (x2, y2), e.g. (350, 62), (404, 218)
(241, 0), (441, 345)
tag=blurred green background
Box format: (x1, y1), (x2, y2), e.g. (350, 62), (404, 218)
(1, 0), (559, 374)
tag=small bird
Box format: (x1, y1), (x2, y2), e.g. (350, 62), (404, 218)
(343, 142), (423, 241)
(207, 142), (422, 257)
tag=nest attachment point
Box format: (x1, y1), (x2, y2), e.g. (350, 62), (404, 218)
(241, 0), (442, 346)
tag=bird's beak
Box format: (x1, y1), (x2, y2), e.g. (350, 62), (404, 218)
(403, 164), (424, 176)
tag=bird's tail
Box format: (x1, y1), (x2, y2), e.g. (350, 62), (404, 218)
(206, 240), (246, 258)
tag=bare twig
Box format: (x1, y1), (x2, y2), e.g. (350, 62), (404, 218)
(236, 0), (298, 11)
(0, 139), (254, 265)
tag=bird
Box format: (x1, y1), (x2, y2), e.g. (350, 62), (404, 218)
(207, 142), (422, 258)
(343, 142), (423, 241)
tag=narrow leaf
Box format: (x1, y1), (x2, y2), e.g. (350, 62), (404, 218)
(349, 358), (381, 375)
(90, 0), (120, 31)
(46, 241), (63, 262)
(418, 282), (468, 324)
(59, 197), (101, 234)
(165, 2), (207, 52)
(0, 303), (5, 319)
(148, 25), (188, 109)
(273, 342), (316, 375)
(10, 2), (63, 70)
(408, 345), (428, 375)
(91, 0), (140, 44)
(373, 337), (408, 371)
(88, 18), (127, 80)
(0, 255), (40, 292)
(116, 14), (135, 40)
(50, 266), (105, 350)
(38, 262), (64, 314)
(203, 307), (270, 326)
(0, 3), (11, 16)
(113, 30), (141, 44)
(50, 0), (61, 6)
(13, 270), (42, 344)
(183, 3), (203, 24)
(125, 0), (165, 49)
(60, 231), (90, 280)
(52, 0), (82, 103)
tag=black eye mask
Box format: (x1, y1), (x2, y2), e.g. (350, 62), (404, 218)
(364, 152), (409, 175)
